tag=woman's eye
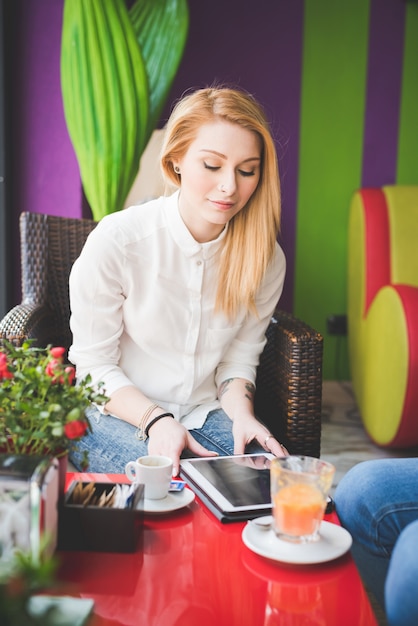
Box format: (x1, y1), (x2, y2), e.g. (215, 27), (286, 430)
(203, 162), (256, 177)
(239, 169), (256, 177)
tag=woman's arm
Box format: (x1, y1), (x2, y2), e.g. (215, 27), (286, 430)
(107, 386), (218, 476)
(215, 245), (287, 457)
(218, 377), (286, 457)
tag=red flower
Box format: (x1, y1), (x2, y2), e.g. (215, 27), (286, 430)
(64, 366), (76, 385)
(50, 347), (66, 359)
(45, 359), (74, 384)
(45, 358), (62, 381)
(64, 420), (88, 439)
(45, 350), (76, 385)
(0, 351), (13, 380)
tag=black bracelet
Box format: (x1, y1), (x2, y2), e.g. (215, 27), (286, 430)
(144, 412), (175, 439)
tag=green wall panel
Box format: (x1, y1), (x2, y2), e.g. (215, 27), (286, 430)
(397, 3), (418, 184)
(294, 1), (370, 379)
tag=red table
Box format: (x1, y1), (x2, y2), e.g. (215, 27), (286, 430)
(57, 473), (378, 626)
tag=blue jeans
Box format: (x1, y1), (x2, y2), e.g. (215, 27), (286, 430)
(69, 406), (265, 473)
(334, 458), (418, 626)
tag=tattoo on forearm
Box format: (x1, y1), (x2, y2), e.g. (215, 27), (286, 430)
(218, 378), (255, 402)
(219, 378), (234, 398)
(244, 382), (255, 401)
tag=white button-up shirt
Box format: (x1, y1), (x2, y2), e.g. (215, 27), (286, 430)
(69, 191), (286, 429)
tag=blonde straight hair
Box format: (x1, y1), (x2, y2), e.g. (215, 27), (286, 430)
(160, 86), (281, 319)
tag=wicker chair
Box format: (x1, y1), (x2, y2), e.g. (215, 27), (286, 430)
(0, 212), (324, 457)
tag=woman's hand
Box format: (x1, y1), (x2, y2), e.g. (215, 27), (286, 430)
(147, 416), (218, 476)
(232, 413), (288, 457)
(218, 377), (288, 458)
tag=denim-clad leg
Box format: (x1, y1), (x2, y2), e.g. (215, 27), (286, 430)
(69, 406), (266, 473)
(69, 405), (150, 473)
(385, 518), (418, 626)
(189, 408), (265, 456)
(334, 458), (418, 614)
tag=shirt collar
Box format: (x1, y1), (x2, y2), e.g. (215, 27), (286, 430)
(164, 190), (228, 259)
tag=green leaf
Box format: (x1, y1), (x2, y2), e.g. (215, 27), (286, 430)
(60, 0), (150, 220)
(129, 0), (189, 142)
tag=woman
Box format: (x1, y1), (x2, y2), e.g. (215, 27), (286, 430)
(68, 86), (287, 476)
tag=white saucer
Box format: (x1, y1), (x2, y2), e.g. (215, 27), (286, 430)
(141, 488), (195, 514)
(242, 517), (352, 564)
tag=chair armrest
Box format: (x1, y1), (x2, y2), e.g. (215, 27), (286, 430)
(0, 303), (57, 347)
(255, 309), (323, 457)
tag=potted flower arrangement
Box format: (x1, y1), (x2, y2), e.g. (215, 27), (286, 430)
(0, 341), (107, 471)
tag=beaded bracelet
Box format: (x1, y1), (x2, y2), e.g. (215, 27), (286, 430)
(144, 412), (175, 439)
(135, 403), (159, 441)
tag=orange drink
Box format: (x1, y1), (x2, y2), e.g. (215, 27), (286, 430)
(273, 482), (324, 537)
(270, 456), (335, 543)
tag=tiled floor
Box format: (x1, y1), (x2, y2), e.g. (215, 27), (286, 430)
(320, 380), (418, 491)
(321, 380), (418, 626)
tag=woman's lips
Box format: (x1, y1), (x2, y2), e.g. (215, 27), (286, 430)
(210, 199), (235, 211)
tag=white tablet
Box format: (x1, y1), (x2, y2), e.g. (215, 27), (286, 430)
(180, 453), (274, 523)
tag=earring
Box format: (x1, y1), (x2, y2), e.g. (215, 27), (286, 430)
(174, 166), (180, 174)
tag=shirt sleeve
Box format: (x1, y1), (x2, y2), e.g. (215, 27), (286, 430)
(214, 242), (286, 388)
(68, 218), (136, 395)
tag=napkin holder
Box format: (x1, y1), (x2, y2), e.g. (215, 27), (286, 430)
(58, 481), (144, 553)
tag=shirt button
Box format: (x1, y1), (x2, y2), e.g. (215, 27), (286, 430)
(196, 260), (202, 266)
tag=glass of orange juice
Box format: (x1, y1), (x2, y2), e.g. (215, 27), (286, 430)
(270, 456), (335, 543)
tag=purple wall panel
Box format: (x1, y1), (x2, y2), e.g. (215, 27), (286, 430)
(16, 0), (81, 220)
(268, 2), (304, 312)
(361, 0), (405, 187)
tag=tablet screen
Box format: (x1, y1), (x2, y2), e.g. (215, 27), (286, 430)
(180, 454), (273, 512)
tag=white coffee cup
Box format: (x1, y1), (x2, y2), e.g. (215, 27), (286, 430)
(125, 455), (173, 500)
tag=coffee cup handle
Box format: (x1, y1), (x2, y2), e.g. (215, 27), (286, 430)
(125, 461), (138, 482)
